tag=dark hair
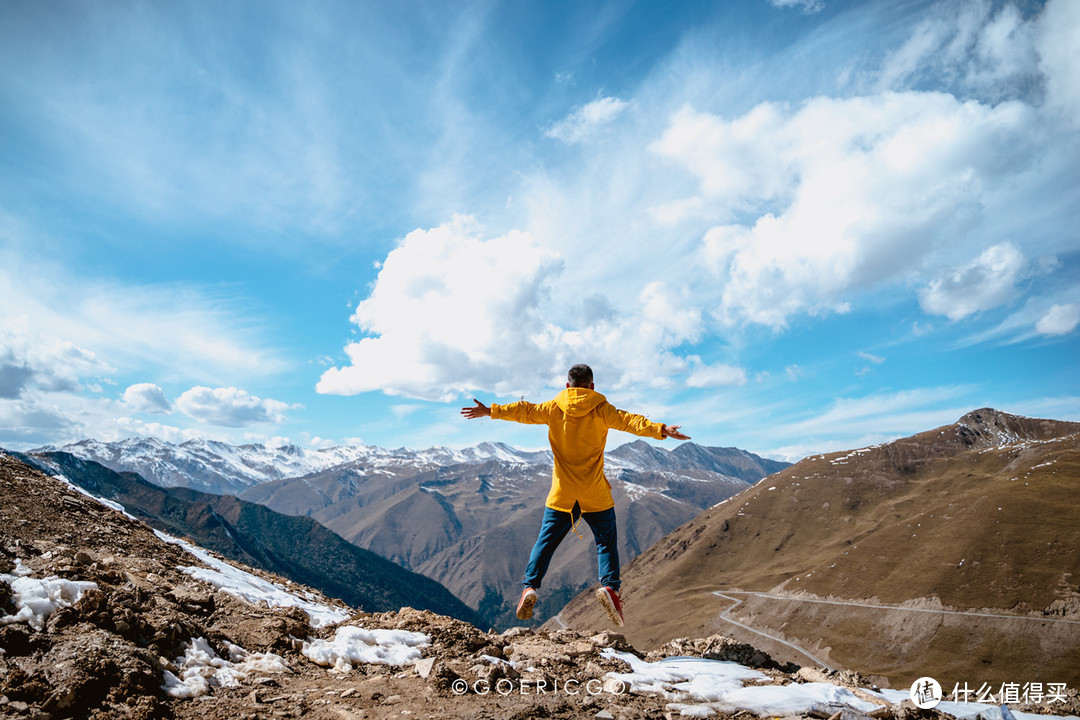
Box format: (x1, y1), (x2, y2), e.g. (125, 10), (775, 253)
(567, 364), (593, 387)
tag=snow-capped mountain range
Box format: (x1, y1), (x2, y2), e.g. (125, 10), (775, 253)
(35, 437), (552, 495)
(35, 436), (783, 497)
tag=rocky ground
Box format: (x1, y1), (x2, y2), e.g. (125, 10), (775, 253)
(3, 453), (1078, 720)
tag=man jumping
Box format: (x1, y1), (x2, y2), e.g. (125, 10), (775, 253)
(460, 363), (690, 627)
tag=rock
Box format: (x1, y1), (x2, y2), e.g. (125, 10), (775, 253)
(477, 643), (505, 659)
(595, 710), (615, 719)
(648, 634), (787, 670)
(72, 551), (93, 566)
(415, 657), (436, 679)
(427, 662), (464, 695)
(40, 628), (161, 714)
(501, 626), (533, 639)
(589, 631), (632, 651)
(798, 667), (832, 684)
(60, 496), (87, 512)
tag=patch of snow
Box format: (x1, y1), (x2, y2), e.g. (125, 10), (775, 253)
(623, 482), (658, 502)
(162, 637), (289, 699)
(301, 625), (430, 671)
(154, 530), (350, 627)
(600, 649), (1079, 720)
(602, 650), (765, 701)
(870, 689), (1077, 720)
(0, 560), (99, 631)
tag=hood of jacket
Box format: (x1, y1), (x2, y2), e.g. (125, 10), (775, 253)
(554, 387), (606, 418)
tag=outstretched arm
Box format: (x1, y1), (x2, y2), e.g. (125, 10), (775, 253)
(601, 404), (691, 440)
(661, 424), (691, 440)
(460, 399), (491, 419)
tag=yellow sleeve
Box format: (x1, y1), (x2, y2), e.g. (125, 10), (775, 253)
(490, 400), (554, 425)
(598, 402), (665, 439)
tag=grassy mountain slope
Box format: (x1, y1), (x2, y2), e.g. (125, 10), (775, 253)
(556, 409), (1080, 686)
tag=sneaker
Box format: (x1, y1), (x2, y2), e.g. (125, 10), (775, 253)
(516, 587), (538, 620)
(596, 586), (624, 627)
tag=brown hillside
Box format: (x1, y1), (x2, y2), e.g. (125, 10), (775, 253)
(555, 409), (1080, 688)
(239, 451), (761, 629)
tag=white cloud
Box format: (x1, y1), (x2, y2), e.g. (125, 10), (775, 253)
(176, 386), (292, 427)
(685, 361), (747, 389)
(112, 418), (202, 445)
(874, 1), (1040, 102)
(919, 242), (1028, 320)
(545, 97), (630, 144)
(1036, 303), (1080, 336)
(0, 395), (76, 445)
(762, 386), (976, 457)
(317, 217), (717, 401)
(857, 351), (885, 365)
(0, 246), (284, 385)
(768, 0), (824, 14)
(122, 383), (173, 415)
(651, 92), (1034, 328)
(0, 320), (113, 399)
(317, 216), (564, 401)
(1036, 0), (1080, 124)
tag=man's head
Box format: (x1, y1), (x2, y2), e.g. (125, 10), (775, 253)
(567, 363), (594, 389)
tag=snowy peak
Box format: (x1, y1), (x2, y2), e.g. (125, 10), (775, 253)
(44, 437), (390, 494)
(607, 440), (788, 481)
(607, 440), (673, 470)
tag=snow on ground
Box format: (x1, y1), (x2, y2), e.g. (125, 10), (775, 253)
(301, 625), (430, 672)
(623, 482), (659, 502)
(161, 637), (291, 699)
(0, 559), (99, 631)
(153, 530), (351, 628)
(601, 650), (1079, 720)
(49, 471), (139, 520)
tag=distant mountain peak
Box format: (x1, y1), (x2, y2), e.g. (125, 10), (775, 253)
(952, 407), (1079, 449)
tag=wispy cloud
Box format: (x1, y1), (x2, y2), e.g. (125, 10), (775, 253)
(768, 0), (825, 15)
(545, 97), (631, 144)
(0, 245), (285, 383)
(758, 386), (979, 459)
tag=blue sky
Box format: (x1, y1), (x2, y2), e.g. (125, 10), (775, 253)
(1, 0), (1077, 461)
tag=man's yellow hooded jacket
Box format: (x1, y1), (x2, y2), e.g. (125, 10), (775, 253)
(490, 387), (664, 513)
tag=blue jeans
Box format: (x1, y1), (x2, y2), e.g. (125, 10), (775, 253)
(522, 502), (620, 591)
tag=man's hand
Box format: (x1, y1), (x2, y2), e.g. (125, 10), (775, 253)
(662, 424), (691, 440)
(461, 399), (491, 420)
